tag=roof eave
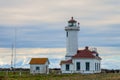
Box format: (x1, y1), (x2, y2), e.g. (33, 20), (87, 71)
(73, 57), (102, 60)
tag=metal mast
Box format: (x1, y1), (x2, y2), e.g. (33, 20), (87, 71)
(11, 44), (14, 70)
(14, 27), (17, 71)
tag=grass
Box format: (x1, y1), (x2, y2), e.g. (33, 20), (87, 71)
(0, 71), (120, 80)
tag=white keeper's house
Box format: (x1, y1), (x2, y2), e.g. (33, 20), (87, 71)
(29, 58), (50, 74)
(60, 17), (102, 74)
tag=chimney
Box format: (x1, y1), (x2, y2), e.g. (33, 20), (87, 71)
(85, 46), (89, 50)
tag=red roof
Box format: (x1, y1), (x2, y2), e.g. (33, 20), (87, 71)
(68, 17), (77, 23)
(29, 58), (49, 64)
(60, 47), (101, 65)
(72, 46), (101, 60)
(60, 59), (72, 65)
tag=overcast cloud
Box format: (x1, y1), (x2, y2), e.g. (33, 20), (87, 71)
(0, 0), (120, 69)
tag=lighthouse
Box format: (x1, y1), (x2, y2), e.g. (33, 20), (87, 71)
(65, 17), (80, 60)
(60, 17), (101, 74)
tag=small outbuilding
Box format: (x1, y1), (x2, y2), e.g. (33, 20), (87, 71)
(29, 58), (50, 74)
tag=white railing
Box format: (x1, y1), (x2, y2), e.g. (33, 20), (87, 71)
(65, 27), (80, 31)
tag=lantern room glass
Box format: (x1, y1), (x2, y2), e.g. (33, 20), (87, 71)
(68, 22), (76, 27)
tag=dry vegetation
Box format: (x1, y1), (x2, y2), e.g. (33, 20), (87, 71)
(0, 71), (120, 80)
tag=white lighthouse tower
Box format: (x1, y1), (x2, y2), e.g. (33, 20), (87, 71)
(65, 17), (80, 60)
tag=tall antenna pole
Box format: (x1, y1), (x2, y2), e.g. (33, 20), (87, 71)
(11, 44), (13, 70)
(14, 27), (17, 71)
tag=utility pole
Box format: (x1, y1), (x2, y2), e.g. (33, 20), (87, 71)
(11, 44), (14, 70)
(14, 27), (17, 72)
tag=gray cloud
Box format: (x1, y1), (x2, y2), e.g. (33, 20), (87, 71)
(0, 0), (120, 26)
(0, 0), (120, 69)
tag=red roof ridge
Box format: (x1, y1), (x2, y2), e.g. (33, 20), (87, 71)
(72, 47), (101, 60)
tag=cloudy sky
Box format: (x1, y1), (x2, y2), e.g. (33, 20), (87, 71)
(0, 0), (120, 69)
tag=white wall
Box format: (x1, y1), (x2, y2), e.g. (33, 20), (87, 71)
(66, 31), (78, 56)
(65, 27), (79, 60)
(61, 59), (101, 74)
(73, 58), (101, 74)
(30, 61), (49, 74)
(65, 25), (79, 60)
(61, 64), (73, 73)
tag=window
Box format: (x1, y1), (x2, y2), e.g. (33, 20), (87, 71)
(86, 62), (90, 71)
(76, 62), (80, 71)
(69, 23), (73, 27)
(95, 63), (97, 71)
(97, 63), (99, 71)
(66, 64), (69, 71)
(95, 63), (100, 71)
(73, 23), (76, 26)
(96, 53), (99, 56)
(98, 63), (100, 71)
(69, 22), (76, 27)
(66, 32), (68, 37)
(36, 66), (40, 70)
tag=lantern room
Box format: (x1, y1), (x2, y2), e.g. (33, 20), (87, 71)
(68, 17), (77, 27)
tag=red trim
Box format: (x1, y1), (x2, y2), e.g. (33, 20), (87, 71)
(60, 59), (72, 65)
(68, 17), (77, 23)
